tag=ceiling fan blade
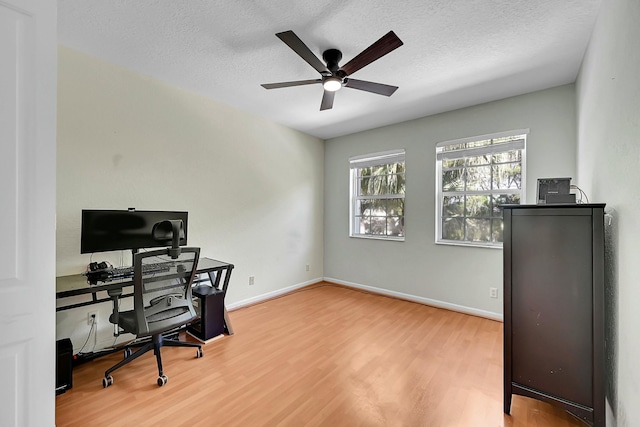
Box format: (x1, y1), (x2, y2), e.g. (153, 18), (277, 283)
(320, 90), (335, 111)
(276, 31), (330, 75)
(261, 79), (321, 89)
(339, 31), (403, 76)
(344, 79), (398, 96)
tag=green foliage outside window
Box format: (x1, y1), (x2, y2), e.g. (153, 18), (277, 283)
(354, 162), (405, 237)
(439, 134), (525, 245)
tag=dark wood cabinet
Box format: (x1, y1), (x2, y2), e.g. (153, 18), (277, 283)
(503, 204), (605, 427)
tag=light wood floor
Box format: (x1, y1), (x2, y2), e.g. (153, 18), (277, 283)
(56, 283), (585, 427)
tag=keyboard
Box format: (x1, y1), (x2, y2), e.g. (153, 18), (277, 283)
(108, 262), (173, 279)
(83, 261), (175, 285)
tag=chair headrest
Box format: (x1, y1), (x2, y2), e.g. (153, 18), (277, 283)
(152, 219), (184, 258)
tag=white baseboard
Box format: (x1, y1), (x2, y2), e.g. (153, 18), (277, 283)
(225, 277), (323, 311)
(225, 276), (503, 322)
(324, 277), (503, 322)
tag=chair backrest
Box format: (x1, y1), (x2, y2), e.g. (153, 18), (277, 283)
(132, 247), (200, 337)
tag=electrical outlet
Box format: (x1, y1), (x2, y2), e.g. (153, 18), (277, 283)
(489, 287), (498, 298)
(306, 264), (310, 272)
(87, 311), (98, 325)
(249, 276), (255, 286)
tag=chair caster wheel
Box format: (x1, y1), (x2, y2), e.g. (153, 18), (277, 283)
(102, 376), (114, 388)
(157, 375), (168, 387)
(124, 348), (132, 358)
(196, 348), (203, 358)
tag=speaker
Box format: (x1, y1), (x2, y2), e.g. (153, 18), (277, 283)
(546, 193), (577, 204)
(56, 338), (73, 395)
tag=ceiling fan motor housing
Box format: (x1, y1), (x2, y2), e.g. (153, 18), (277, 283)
(322, 49), (343, 73)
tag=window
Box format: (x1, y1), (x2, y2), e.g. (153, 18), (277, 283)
(435, 130), (527, 247)
(350, 150), (405, 240)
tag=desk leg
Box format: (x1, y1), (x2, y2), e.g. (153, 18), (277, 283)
(223, 307), (234, 335)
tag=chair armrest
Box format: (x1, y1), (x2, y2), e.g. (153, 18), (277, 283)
(107, 288), (122, 336)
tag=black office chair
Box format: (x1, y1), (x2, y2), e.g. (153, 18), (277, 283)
(102, 221), (203, 388)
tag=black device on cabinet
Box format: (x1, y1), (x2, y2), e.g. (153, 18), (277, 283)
(536, 177), (572, 204)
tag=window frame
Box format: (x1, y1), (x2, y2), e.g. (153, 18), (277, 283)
(435, 129), (528, 248)
(349, 149), (406, 241)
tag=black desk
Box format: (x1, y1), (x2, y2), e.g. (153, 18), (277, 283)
(56, 257), (234, 335)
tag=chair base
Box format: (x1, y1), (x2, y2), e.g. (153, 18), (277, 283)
(103, 332), (202, 388)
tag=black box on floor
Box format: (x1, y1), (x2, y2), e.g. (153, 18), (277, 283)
(56, 338), (73, 395)
(187, 285), (225, 341)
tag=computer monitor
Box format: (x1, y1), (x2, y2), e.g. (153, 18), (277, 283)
(80, 209), (188, 254)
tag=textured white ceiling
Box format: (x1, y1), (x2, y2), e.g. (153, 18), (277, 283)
(57, 0), (602, 139)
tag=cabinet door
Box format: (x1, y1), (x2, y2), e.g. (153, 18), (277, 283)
(511, 209), (593, 406)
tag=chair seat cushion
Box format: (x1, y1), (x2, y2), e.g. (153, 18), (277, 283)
(110, 308), (195, 336)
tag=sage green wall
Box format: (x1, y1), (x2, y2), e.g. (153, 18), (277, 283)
(56, 46), (324, 351)
(576, 0), (640, 424)
(324, 85), (577, 319)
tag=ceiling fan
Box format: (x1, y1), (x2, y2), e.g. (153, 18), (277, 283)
(261, 30), (403, 111)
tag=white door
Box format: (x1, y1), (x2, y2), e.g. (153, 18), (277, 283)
(0, 0), (57, 425)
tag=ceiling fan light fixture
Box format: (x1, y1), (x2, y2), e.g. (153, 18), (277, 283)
(323, 76), (342, 92)
(262, 30), (403, 110)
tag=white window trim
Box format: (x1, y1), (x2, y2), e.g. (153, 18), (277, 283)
(435, 129), (528, 248)
(349, 149), (406, 168)
(349, 149), (406, 241)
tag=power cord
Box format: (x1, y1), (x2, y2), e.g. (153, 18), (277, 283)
(77, 316), (97, 355)
(570, 184), (590, 203)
